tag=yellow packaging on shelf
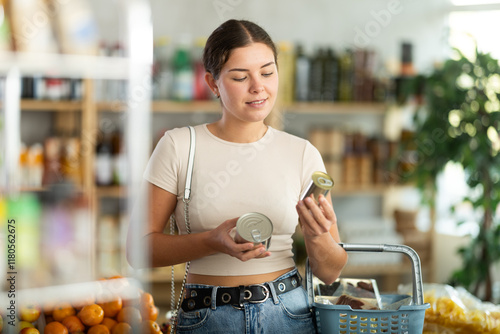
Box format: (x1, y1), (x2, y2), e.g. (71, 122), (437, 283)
(49, 0), (98, 55)
(7, 0), (59, 53)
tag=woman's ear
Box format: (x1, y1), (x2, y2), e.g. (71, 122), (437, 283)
(205, 72), (219, 98)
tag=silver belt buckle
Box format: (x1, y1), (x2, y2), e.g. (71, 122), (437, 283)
(248, 284), (270, 304)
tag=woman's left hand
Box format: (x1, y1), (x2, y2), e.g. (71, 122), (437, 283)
(296, 194), (337, 239)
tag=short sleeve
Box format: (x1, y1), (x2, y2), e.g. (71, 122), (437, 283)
(143, 131), (179, 195)
(301, 141), (327, 192)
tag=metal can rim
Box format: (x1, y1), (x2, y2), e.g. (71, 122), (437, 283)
(312, 171), (334, 190)
(236, 212), (273, 243)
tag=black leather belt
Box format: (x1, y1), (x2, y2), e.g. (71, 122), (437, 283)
(181, 273), (301, 312)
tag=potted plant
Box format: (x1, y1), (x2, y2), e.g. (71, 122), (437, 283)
(400, 48), (500, 301)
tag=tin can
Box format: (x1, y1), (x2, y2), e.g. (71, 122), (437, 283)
(300, 171), (334, 201)
(236, 212), (273, 250)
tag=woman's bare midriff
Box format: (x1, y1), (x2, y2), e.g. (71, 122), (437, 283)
(186, 267), (294, 286)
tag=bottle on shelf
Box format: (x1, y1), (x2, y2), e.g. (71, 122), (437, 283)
(42, 137), (62, 185)
(60, 137), (82, 186)
(152, 36), (174, 100)
(338, 49), (354, 102)
(322, 48), (340, 102)
(111, 129), (126, 186)
(309, 48), (326, 101)
(294, 44), (310, 102)
(95, 133), (113, 186)
(193, 37), (211, 101)
(172, 35), (194, 101)
(277, 41), (295, 105)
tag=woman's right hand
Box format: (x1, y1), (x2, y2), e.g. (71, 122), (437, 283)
(208, 218), (271, 261)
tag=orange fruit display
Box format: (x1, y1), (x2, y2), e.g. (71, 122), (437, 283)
(140, 292), (154, 306)
(141, 320), (162, 334)
(52, 302), (76, 322)
(87, 324), (110, 334)
(19, 303), (42, 322)
(44, 321), (69, 334)
(98, 297), (123, 318)
(61, 315), (85, 333)
(78, 304), (104, 327)
(19, 328), (40, 334)
(140, 303), (158, 322)
(115, 306), (142, 325)
(101, 317), (118, 331)
(110, 322), (132, 334)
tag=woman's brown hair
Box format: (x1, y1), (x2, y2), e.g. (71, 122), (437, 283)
(203, 19), (277, 80)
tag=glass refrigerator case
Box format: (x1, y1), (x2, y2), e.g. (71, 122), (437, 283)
(0, 0), (154, 333)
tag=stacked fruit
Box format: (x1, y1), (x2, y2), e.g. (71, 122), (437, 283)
(1, 277), (163, 334)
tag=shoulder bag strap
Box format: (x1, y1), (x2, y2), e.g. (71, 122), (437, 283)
(170, 125), (196, 333)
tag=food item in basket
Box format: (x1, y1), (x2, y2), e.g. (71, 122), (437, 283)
(382, 296), (413, 310)
(314, 277), (382, 310)
(335, 294), (379, 310)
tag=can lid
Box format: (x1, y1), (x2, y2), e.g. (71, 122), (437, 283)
(236, 212), (273, 243)
(312, 171), (334, 190)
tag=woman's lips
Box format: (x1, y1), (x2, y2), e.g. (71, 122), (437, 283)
(246, 98), (268, 106)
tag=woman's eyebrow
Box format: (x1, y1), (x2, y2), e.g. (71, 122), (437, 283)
(228, 61), (275, 72)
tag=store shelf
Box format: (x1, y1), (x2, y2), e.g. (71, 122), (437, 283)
(286, 102), (388, 114)
(20, 99), (83, 111)
(96, 100), (221, 113)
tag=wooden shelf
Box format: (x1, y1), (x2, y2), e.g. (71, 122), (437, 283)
(286, 102), (387, 114)
(96, 186), (127, 198)
(152, 100), (221, 113)
(20, 99), (83, 111)
(96, 100), (221, 113)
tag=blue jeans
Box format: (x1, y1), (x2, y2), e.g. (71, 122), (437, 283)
(177, 269), (316, 334)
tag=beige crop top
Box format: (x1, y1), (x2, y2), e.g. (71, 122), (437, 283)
(143, 124), (326, 276)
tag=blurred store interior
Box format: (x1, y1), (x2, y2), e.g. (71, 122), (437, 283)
(1, 0), (500, 331)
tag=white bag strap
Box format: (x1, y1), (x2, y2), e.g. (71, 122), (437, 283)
(170, 125), (196, 333)
(184, 125), (196, 201)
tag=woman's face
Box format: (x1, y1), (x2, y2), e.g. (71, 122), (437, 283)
(209, 42), (279, 124)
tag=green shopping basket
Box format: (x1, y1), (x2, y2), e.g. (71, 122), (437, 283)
(306, 243), (430, 334)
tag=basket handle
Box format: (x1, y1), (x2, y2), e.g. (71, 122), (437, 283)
(306, 243), (425, 306)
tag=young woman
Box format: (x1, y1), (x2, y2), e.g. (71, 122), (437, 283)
(129, 19), (347, 333)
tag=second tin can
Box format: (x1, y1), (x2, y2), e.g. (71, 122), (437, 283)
(236, 212), (273, 250)
(300, 171), (335, 201)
